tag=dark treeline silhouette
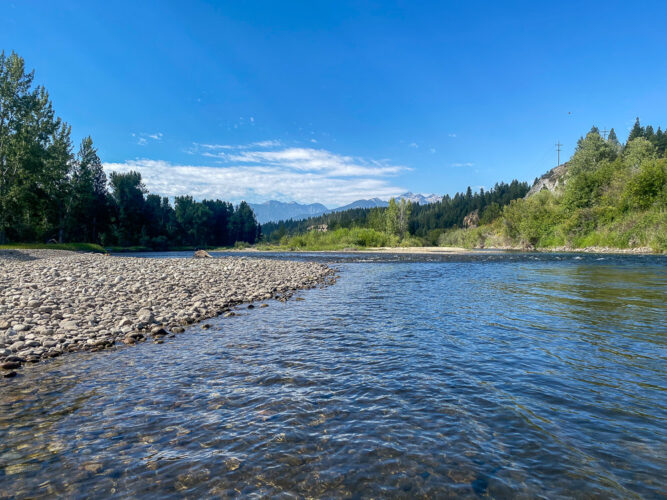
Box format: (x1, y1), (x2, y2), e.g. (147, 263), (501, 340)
(262, 181), (529, 243)
(0, 51), (259, 248)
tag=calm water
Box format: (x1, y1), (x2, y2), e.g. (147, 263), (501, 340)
(1, 252), (666, 498)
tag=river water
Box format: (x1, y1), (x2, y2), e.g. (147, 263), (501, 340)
(1, 252), (665, 498)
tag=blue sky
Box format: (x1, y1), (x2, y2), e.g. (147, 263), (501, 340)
(3, 1), (666, 207)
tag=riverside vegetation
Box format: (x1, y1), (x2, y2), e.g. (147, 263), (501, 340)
(260, 181), (530, 250)
(261, 121), (666, 253)
(439, 121), (666, 252)
(0, 51), (260, 250)
(0, 249), (334, 376)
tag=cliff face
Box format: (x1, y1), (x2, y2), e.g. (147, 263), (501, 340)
(526, 162), (569, 197)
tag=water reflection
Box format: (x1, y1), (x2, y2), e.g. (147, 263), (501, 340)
(1, 253), (665, 498)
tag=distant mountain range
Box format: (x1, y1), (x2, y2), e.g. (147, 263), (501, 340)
(249, 201), (329, 225)
(397, 192), (442, 205)
(249, 192), (441, 224)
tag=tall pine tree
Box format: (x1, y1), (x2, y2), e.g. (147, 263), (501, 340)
(627, 117), (644, 142)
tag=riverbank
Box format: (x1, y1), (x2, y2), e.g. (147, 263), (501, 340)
(0, 242), (106, 253)
(0, 250), (335, 377)
(224, 245), (663, 255)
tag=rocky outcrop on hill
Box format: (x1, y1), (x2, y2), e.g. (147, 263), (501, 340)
(526, 162), (569, 197)
(463, 209), (480, 228)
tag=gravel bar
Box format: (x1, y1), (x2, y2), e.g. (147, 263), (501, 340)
(0, 250), (335, 377)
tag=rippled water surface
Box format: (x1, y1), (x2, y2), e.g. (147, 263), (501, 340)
(1, 252), (666, 498)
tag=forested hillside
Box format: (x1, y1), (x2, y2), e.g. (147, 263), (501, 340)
(261, 181), (529, 248)
(440, 120), (667, 251)
(0, 52), (260, 248)
(261, 120), (665, 252)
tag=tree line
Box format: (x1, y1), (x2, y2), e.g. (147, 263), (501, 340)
(0, 51), (260, 248)
(261, 181), (529, 245)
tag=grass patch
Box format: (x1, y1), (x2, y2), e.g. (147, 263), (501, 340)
(0, 242), (106, 253)
(254, 227), (421, 251)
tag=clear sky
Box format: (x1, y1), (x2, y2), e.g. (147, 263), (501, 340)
(3, 1), (666, 207)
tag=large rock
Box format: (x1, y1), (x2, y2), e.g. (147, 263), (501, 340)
(463, 209), (479, 228)
(137, 308), (155, 324)
(194, 250), (212, 259)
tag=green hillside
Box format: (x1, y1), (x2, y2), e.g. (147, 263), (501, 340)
(260, 120), (666, 252)
(440, 120), (666, 252)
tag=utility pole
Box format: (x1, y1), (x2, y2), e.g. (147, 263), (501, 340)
(601, 128), (609, 140)
(555, 141), (562, 166)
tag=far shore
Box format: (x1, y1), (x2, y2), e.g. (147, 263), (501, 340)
(224, 245), (663, 255)
(1, 242), (663, 256)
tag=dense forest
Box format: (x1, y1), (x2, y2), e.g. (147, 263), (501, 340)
(440, 120), (666, 251)
(0, 51), (260, 248)
(261, 181), (529, 247)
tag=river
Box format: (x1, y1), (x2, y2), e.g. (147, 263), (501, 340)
(1, 252), (665, 498)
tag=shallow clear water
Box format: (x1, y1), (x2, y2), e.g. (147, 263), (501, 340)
(1, 252), (666, 498)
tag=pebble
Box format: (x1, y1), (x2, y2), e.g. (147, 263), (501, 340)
(0, 249), (335, 370)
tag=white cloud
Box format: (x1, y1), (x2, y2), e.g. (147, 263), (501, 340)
(223, 148), (405, 177)
(132, 132), (163, 146)
(448, 133), (457, 138)
(104, 142), (409, 207)
(409, 142), (419, 148)
(193, 140), (282, 151)
(450, 162), (475, 168)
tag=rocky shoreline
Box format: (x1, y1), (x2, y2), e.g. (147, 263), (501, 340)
(0, 250), (336, 378)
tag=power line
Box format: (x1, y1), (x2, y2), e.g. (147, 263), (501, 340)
(555, 141), (562, 166)
(601, 128), (609, 140)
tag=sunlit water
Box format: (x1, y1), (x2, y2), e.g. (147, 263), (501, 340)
(1, 252), (665, 498)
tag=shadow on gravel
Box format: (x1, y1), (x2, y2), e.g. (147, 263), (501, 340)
(0, 250), (39, 262)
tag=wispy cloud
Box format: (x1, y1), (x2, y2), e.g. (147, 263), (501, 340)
(450, 162), (475, 168)
(132, 132), (163, 146)
(105, 141), (409, 206)
(191, 140), (282, 152)
(409, 142), (419, 148)
(448, 133), (457, 138)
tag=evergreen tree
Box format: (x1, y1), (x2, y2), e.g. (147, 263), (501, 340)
(653, 127), (667, 157)
(628, 117), (644, 142)
(108, 171), (147, 246)
(644, 125), (655, 142)
(0, 51), (64, 242)
(67, 137), (107, 242)
(231, 201), (260, 244)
